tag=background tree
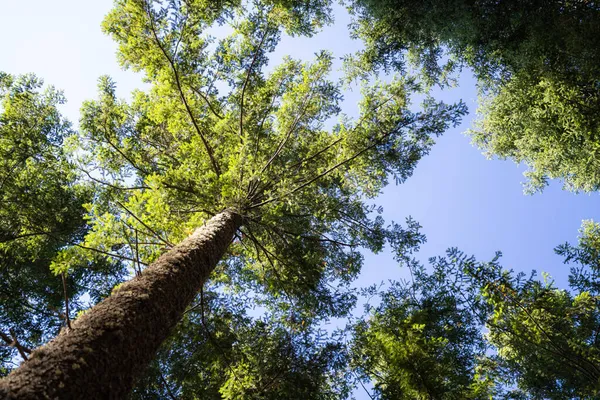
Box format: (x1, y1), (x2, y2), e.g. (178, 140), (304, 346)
(353, 238), (600, 399)
(350, 236), (501, 399)
(134, 292), (351, 399)
(348, 0), (600, 193)
(479, 263), (600, 398)
(0, 73), (124, 371)
(0, 0), (465, 397)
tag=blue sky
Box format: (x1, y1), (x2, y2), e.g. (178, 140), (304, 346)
(2, 0), (600, 397)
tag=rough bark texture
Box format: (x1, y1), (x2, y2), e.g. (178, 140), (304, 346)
(0, 210), (241, 400)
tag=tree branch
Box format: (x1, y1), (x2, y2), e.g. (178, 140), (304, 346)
(0, 330), (32, 361)
(61, 273), (72, 330)
(80, 168), (148, 191)
(258, 88), (316, 177)
(239, 27), (271, 137)
(250, 123), (402, 209)
(159, 371), (178, 400)
(144, 1), (221, 177)
(190, 86), (224, 120)
(115, 200), (174, 248)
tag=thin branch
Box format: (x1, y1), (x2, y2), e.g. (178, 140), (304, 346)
(161, 182), (200, 196)
(287, 136), (343, 173)
(249, 97), (397, 203)
(0, 230), (60, 244)
(98, 122), (150, 176)
(252, 76), (287, 168)
(258, 88), (316, 177)
(144, 1), (221, 177)
(243, 225), (312, 302)
(244, 226), (290, 291)
(337, 208), (378, 235)
(0, 157), (27, 194)
(174, 10), (224, 122)
(172, 10), (188, 61)
(198, 287), (242, 384)
(190, 86), (224, 120)
(115, 200), (174, 248)
(61, 273), (72, 330)
(135, 229), (142, 276)
(250, 124), (399, 209)
(159, 371), (179, 400)
(122, 224), (140, 277)
(353, 371), (376, 400)
(72, 242), (147, 266)
(120, 219), (169, 249)
(80, 168), (148, 191)
(239, 27), (271, 137)
(288, 97), (394, 174)
(247, 216), (353, 248)
(0, 330), (32, 361)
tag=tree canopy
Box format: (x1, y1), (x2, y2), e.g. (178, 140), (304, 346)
(71, 0), (464, 331)
(349, 0), (600, 193)
(0, 0), (599, 398)
(352, 241), (600, 399)
(0, 73), (124, 371)
(1, 0), (465, 396)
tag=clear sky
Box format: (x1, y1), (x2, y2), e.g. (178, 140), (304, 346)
(2, 1), (600, 397)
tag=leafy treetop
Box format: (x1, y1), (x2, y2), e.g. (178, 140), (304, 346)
(66, 0), (466, 328)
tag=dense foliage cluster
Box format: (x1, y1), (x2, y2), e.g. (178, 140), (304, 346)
(350, 0), (600, 192)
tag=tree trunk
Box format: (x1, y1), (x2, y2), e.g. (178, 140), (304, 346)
(0, 209), (242, 400)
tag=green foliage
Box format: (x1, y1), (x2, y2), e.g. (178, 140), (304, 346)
(0, 73), (80, 251)
(0, 73), (125, 368)
(15, 2), (600, 398)
(558, 220), (600, 294)
(345, 0), (469, 86)
(351, 251), (497, 399)
(471, 71), (600, 193)
(348, 0), (600, 192)
(348, 0), (600, 84)
(343, 2), (600, 390)
(353, 235), (600, 399)
(132, 289), (351, 399)
(31, 0), (465, 396)
(476, 254), (600, 398)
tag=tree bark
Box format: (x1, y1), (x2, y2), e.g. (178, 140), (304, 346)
(0, 209), (242, 400)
